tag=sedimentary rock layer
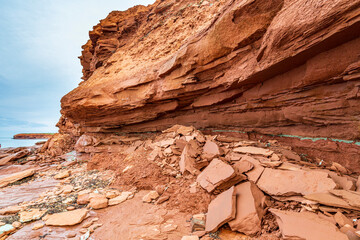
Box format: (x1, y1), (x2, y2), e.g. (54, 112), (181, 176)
(61, 0), (360, 142)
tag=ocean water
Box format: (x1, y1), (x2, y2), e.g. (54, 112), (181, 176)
(0, 137), (47, 148)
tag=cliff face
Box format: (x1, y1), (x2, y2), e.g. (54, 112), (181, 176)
(61, 0), (360, 141)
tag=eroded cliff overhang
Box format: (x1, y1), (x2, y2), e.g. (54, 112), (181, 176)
(61, 0), (360, 140)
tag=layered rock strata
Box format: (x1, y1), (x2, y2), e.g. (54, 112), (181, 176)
(58, 0), (360, 173)
(61, 0), (360, 140)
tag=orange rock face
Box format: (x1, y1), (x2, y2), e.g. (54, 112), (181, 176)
(59, 0), (360, 165)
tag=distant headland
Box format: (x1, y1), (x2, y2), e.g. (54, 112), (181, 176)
(13, 133), (54, 139)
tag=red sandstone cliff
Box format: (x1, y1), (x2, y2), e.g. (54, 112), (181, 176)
(57, 0), (360, 169)
(61, 0), (360, 140)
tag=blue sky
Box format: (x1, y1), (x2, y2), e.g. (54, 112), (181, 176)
(0, 0), (154, 137)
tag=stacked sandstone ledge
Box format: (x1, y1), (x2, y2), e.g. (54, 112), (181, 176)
(58, 0), (360, 171)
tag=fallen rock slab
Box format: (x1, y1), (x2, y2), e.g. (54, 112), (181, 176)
(205, 186), (236, 232)
(44, 208), (88, 226)
(270, 209), (348, 240)
(179, 144), (199, 175)
(233, 147), (273, 156)
(197, 159), (238, 193)
(257, 169), (336, 196)
(0, 169), (35, 188)
(330, 190), (360, 208)
(228, 182), (266, 236)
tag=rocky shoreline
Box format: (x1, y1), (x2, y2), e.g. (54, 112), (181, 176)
(1, 125), (360, 239)
(2, 0), (359, 239)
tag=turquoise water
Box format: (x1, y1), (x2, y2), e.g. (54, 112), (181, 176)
(0, 137), (47, 148)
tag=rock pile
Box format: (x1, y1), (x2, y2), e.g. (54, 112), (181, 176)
(1, 124), (360, 239)
(101, 124), (359, 239)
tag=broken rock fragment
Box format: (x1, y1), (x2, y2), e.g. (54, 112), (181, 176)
(205, 186), (236, 232)
(197, 159), (239, 193)
(142, 191), (159, 203)
(226, 152), (243, 161)
(329, 189), (360, 208)
(257, 168), (336, 196)
(241, 156), (264, 183)
(179, 142), (201, 175)
(45, 208), (88, 226)
(270, 209), (348, 240)
(232, 160), (253, 174)
(89, 196), (108, 209)
(228, 182), (266, 236)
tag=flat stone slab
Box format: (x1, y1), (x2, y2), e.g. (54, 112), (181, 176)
(270, 209), (348, 240)
(44, 209), (88, 226)
(233, 147), (273, 156)
(256, 168), (336, 196)
(329, 190), (360, 208)
(304, 192), (360, 210)
(205, 186), (236, 232)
